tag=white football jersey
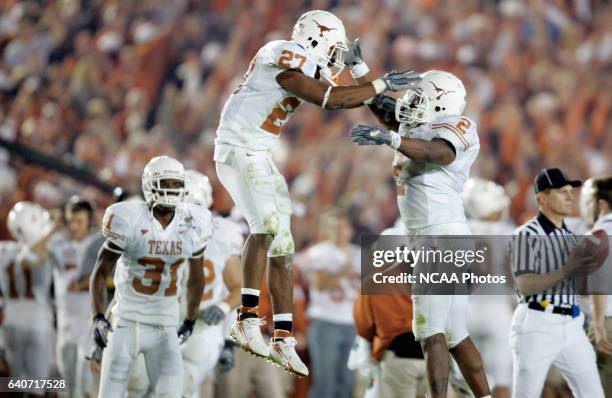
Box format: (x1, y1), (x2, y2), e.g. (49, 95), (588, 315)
(300, 241), (360, 325)
(0, 241), (53, 329)
(48, 230), (99, 341)
(201, 216), (243, 307)
(215, 40), (317, 152)
(395, 114), (480, 229)
(179, 215), (244, 317)
(102, 201), (213, 326)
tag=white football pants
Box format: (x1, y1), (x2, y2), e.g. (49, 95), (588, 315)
(181, 321), (224, 398)
(98, 317), (182, 398)
(407, 222), (472, 346)
(510, 303), (604, 398)
(215, 143), (294, 257)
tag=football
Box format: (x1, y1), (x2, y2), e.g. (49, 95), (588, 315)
(580, 229), (610, 269)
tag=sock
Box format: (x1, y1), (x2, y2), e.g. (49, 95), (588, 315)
(273, 313), (293, 338)
(240, 288), (260, 320)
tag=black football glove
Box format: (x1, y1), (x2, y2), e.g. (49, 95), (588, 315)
(177, 319), (196, 344)
(92, 313), (112, 349)
(217, 340), (235, 372)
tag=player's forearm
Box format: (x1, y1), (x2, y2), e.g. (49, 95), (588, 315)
(90, 265), (109, 315)
(186, 281), (205, 320)
(90, 246), (119, 315)
(324, 83), (378, 109)
(186, 258), (206, 320)
(397, 138), (454, 166)
(515, 268), (571, 296)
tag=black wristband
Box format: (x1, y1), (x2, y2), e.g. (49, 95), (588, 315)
(93, 313), (106, 322)
(223, 339), (235, 349)
(183, 319), (196, 327)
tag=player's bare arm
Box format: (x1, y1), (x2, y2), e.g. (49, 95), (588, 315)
(90, 243), (121, 349)
(185, 253), (206, 321)
(222, 255), (242, 309)
(350, 124), (456, 166)
(90, 243), (121, 316)
(276, 68), (419, 110)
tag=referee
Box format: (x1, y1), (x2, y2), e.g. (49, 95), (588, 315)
(510, 168), (604, 398)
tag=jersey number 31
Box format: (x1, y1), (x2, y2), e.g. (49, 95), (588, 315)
(133, 257), (182, 296)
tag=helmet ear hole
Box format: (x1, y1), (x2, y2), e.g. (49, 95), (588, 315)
(311, 40), (318, 48)
(435, 106), (441, 112)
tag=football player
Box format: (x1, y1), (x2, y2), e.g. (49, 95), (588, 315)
(214, 9), (421, 376)
(350, 71), (491, 397)
(180, 170), (243, 398)
(89, 156), (212, 398)
(1, 202), (56, 395)
(28, 197), (100, 398)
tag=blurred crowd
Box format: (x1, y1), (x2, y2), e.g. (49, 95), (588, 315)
(0, 1), (610, 397)
(0, 0), (610, 244)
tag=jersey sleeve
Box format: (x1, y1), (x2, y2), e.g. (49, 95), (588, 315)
(266, 41), (317, 78)
(430, 116), (476, 153)
(101, 203), (132, 252)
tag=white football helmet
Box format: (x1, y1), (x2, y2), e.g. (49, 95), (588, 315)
(7, 201), (54, 244)
(142, 156), (186, 208)
(185, 170), (213, 208)
(291, 10), (348, 82)
(396, 70), (467, 126)
(580, 178), (597, 228)
(462, 178), (510, 220)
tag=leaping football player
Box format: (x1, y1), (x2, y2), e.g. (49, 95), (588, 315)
(214, 9), (421, 376)
(350, 70), (492, 398)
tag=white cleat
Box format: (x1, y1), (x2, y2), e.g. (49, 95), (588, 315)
(269, 330), (309, 377)
(230, 307), (270, 358)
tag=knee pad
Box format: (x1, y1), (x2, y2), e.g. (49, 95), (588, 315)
(268, 228), (295, 257)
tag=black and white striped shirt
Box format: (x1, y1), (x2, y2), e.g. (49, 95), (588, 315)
(512, 213), (578, 307)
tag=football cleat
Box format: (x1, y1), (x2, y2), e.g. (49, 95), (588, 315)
(230, 306), (270, 358)
(269, 330), (309, 377)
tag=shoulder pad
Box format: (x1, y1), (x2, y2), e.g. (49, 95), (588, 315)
(264, 40), (317, 78)
(101, 202), (143, 249)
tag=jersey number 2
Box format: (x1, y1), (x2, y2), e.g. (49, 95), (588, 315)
(133, 257), (182, 296)
(261, 97), (301, 135)
(201, 259), (216, 301)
